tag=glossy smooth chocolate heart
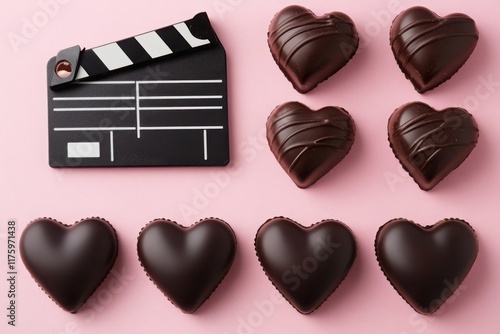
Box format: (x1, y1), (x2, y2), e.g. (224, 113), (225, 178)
(137, 218), (237, 313)
(20, 217), (118, 313)
(255, 217), (356, 314)
(375, 218), (478, 314)
(390, 6), (478, 93)
(267, 101), (355, 188)
(388, 102), (478, 190)
(268, 5), (359, 93)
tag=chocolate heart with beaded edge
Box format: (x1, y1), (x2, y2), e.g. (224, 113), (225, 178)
(268, 5), (359, 93)
(20, 217), (118, 313)
(267, 101), (356, 188)
(390, 6), (478, 93)
(375, 218), (478, 314)
(137, 218), (237, 313)
(255, 217), (356, 314)
(388, 102), (478, 190)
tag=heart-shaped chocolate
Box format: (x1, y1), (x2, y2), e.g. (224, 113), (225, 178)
(137, 218), (237, 313)
(267, 101), (355, 188)
(20, 217), (118, 313)
(268, 5), (359, 93)
(390, 6), (478, 93)
(255, 217), (356, 314)
(388, 102), (478, 190)
(375, 218), (478, 314)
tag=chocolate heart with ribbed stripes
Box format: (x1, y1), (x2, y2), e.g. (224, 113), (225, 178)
(375, 218), (478, 314)
(388, 102), (478, 190)
(267, 102), (355, 188)
(20, 217), (118, 313)
(268, 5), (359, 93)
(390, 6), (478, 93)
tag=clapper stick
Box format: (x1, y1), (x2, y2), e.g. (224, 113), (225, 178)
(47, 12), (229, 168)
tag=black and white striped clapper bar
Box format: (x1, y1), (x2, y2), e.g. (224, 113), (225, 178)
(47, 12), (229, 167)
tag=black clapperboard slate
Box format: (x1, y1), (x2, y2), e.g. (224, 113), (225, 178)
(47, 12), (229, 167)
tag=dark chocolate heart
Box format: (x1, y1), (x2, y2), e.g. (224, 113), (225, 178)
(388, 102), (478, 190)
(375, 218), (478, 314)
(20, 217), (118, 313)
(268, 5), (359, 93)
(137, 218), (237, 313)
(390, 6), (478, 93)
(255, 217), (356, 314)
(267, 101), (355, 188)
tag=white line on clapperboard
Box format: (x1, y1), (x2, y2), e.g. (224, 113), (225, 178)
(110, 131), (114, 162)
(53, 96), (222, 101)
(53, 80), (224, 161)
(133, 80), (223, 139)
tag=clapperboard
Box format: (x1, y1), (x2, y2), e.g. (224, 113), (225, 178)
(47, 12), (229, 167)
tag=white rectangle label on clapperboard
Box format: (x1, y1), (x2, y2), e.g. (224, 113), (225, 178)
(67, 142), (100, 158)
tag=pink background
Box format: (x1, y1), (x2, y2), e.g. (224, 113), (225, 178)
(1, 0), (499, 333)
